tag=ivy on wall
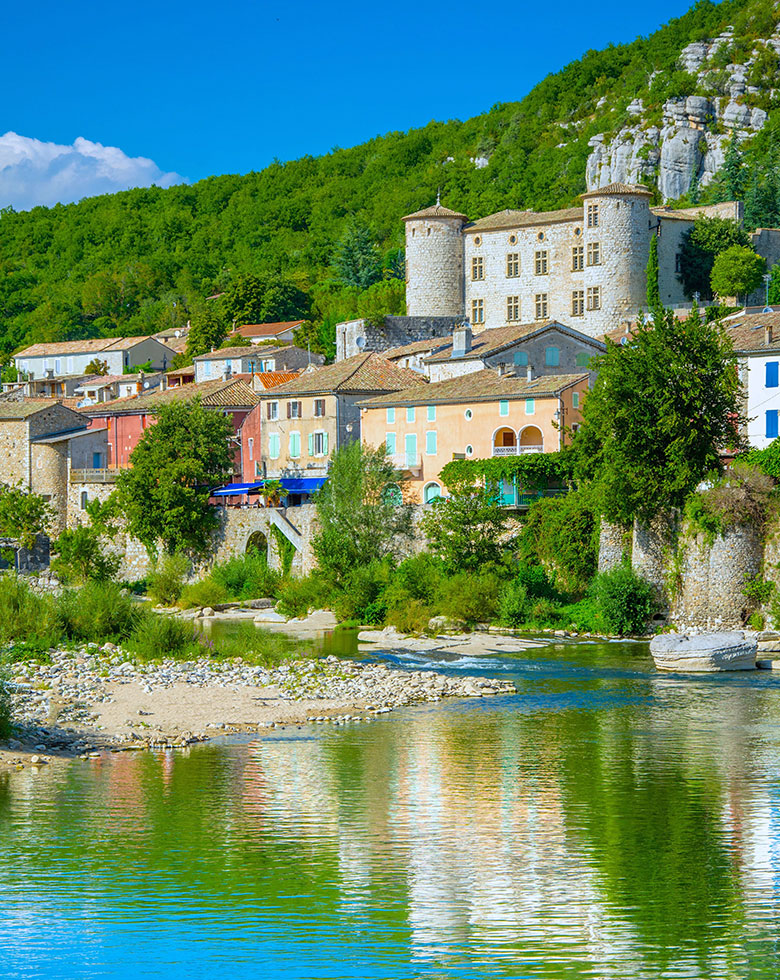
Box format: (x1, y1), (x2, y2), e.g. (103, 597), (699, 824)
(439, 452), (573, 492)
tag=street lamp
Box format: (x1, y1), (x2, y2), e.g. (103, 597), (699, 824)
(764, 272), (772, 311)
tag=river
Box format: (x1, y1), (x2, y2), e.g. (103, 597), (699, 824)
(2, 637), (780, 979)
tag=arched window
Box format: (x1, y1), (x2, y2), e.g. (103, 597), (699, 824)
(423, 482), (442, 504)
(80, 491), (88, 510)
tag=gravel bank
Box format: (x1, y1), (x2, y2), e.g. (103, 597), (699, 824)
(1, 645), (516, 773)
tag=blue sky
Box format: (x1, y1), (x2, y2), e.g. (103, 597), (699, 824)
(2, 0), (694, 208)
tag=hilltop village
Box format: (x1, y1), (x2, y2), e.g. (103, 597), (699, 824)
(1, 180), (780, 589)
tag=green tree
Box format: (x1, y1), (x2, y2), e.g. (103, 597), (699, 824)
(85, 358), (109, 376)
(0, 483), (53, 549)
(678, 218), (751, 300)
(186, 307), (228, 358)
(709, 244), (766, 300)
(222, 273), (310, 327)
(333, 223), (382, 290)
(116, 398), (234, 556)
(312, 442), (412, 586)
(723, 135), (745, 201)
(571, 307), (745, 524)
(646, 233), (661, 313)
(768, 263), (780, 305)
(421, 480), (509, 573)
(51, 497), (121, 583)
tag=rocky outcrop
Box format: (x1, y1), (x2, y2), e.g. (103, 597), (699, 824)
(586, 27), (780, 200)
(650, 631), (757, 671)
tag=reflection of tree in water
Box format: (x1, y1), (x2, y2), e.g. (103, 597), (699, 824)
(551, 690), (750, 975)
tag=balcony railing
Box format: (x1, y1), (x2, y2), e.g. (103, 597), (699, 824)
(491, 445), (543, 456)
(70, 468), (120, 484)
(389, 452), (422, 471)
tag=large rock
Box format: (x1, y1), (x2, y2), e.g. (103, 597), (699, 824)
(650, 631), (757, 672)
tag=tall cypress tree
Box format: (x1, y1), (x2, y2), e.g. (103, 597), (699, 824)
(646, 233), (661, 312)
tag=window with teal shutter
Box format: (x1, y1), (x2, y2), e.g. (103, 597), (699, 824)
(269, 434), (280, 459)
(289, 432), (301, 458)
(575, 352), (590, 367)
(525, 398), (535, 415)
(427, 405), (436, 421)
(425, 430), (437, 455)
(322, 432), (328, 455)
(406, 406), (416, 422)
(572, 391), (580, 409)
(499, 399), (509, 417)
(308, 433), (314, 456)
(386, 407), (395, 423)
(513, 351), (528, 367)
(386, 433), (396, 454)
(405, 433), (417, 466)
(545, 346), (560, 367)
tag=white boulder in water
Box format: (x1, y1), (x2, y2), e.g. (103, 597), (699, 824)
(650, 631), (756, 672)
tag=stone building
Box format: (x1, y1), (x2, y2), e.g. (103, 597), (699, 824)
(193, 345), (322, 382)
(422, 320), (605, 383)
(13, 336), (176, 380)
(402, 187), (777, 338)
(0, 400), (109, 531)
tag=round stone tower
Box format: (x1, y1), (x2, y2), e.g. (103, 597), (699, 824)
(403, 201), (467, 317)
(580, 183), (653, 331)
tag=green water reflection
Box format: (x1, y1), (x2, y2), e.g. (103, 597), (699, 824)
(2, 640), (780, 979)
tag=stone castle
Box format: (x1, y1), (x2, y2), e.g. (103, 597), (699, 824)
(402, 184), (768, 337)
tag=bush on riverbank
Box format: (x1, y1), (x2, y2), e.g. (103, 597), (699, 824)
(0, 661), (11, 738)
(58, 581), (142, 644)
(0, 574), (60, 649)
(211, 553), (281, 601)
(276, 574), (333, 618)
(148, 552), (190, 606)
(590, 565), (657, 635)
(179, 577), (229, 610)
(126, 614), (203, 662)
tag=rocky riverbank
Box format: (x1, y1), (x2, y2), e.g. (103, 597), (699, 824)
(0, 644), (516, 774)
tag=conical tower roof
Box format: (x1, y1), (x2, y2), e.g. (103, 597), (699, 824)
(402, 202), (468, 222)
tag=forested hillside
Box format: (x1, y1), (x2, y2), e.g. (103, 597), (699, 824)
(1, 0), (778, 358)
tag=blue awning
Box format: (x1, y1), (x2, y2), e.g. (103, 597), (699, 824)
(278, 477), (327, 493)
(211, 482), (264, 496)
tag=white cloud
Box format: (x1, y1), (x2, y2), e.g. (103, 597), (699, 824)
(0, 132), (186, 211)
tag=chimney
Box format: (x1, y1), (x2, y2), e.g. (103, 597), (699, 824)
(766, 324), (774, 345)
(452, 320), (472, 358)
(526, 364), (533, 382)
(223, 361), (232, 380)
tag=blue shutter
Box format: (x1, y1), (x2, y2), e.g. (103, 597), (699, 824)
(767, 411), (779, 439)
(426, 430), (437, 455)
(767, 362), (779, 388)
(545, 346), (560, 367)
(386, 433), (396, 455)
(513, 351), (528, 367)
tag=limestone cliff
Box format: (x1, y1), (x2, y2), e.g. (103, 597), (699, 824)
(587, 27), (778, 200)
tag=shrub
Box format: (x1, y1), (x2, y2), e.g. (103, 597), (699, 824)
(385, 598), (433, 634)
(179, 576), (229, 610)
(521, 491), (599, 593)
(210, 621), (314, 665)
(437, 571), (502, 625)
(147, 552), (190, 606)
(333, 559), (392, 624)
(0, 660), (12, 738)
(686, 463), (775, 540)
(57, 581), (141, 644)
(515, 563), (559, 600)
(0, 574), (60, 647)
(742, 574), (775, 607)
(498, 580), (529, 627)
(749, 611), (765, 631)
(590, 566), (656, 636)
(127, 613), (202, 662)
(211, 553), (281, 600)
(385, 552), (445, 605)
(528, 598), (563, 626)
(51, 525), (120, 584)
(276, 574), (332, 619)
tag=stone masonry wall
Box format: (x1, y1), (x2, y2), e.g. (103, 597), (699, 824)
(405, 217), (465, 317)
(336, 316), (462, 361)
(598, 521), (628, 573)
(670, 522), (762, 630)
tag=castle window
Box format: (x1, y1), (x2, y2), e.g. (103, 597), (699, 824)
(471, 299), (485, 324)
(509, 234), (517, 245)
(537, 232), (545, 241)
(675, 253), (682, 273)
(80, 491), (88, 510)
(534, 294), (549, 320)
(534, 250), (548, 275)
(506, 296), (521, 322)
(587, 203), (599, 228)
(471, 256), (484, 280)
(571, 290), (585, 316)
(587, 242), (601, 266)
(506, 253), (520, 277)
(587, 286), (601, 311)
(572, 246), (584, 272)
(474, 235), (482, 246)
(574, 227), (582, 237)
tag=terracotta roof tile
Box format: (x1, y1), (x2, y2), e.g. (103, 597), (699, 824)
(79, 378), (258, 415)
(15, 335), (172, 358)
(383, 338), (451, 359)
(426, 321), (606, 363)
(360, 370), (587, 408)
(402, 203), (468, 221)
(231, 321), (305, 338)
(582, 182), (652, 198)
(466, 208), (582, 233)
(254, 371), (300, 390)
(721, 310), (780, 352)
(258, 353), (422, 397)
(192, 344), (301, 362)
(0, 399), (64, 419)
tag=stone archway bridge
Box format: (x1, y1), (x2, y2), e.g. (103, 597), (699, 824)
(212, 504), (318, 575)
